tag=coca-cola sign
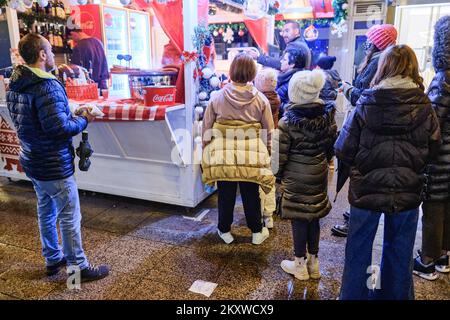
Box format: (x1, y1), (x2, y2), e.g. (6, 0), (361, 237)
(153, 94), (175, 103)
(144, 86), (177, 106)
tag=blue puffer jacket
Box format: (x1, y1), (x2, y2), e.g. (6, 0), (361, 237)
(6, 65), (88, 181)
(276, 68), (302, 115)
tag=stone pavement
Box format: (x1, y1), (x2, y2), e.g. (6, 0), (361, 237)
(0, 171), (448, 300)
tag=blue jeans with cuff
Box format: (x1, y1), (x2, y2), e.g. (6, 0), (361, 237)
(31, 175), (89, 270)
(340, 205), (419, 300)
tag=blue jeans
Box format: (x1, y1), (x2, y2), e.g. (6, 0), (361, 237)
(30, 175), (89, 270)
(340, 206), (419, 300)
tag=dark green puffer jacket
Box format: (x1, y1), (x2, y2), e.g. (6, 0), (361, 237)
(274, 101), (337, 220)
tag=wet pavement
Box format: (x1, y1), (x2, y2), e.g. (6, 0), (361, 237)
(0, 168), (448, 300)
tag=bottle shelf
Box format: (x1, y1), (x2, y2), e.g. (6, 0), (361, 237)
(17, 12), (68, 27)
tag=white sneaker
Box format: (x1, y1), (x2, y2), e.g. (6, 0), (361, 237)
(307, 253), (321, 279)
(281, 257), (309, 280)
(264, 216), (274, 229)
(217, 230), (234, 244)
(252, 227), (269, 245)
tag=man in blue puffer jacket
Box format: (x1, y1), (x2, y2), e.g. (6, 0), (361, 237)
(6, 33), (109, 282)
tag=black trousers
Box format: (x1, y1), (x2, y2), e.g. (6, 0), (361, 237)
(217, 181), (262, 233)
(291, 219), (320, 258)
(422, 201), (450, 259)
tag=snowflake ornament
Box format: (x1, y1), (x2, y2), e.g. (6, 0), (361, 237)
(223, 27), (234, 44)
(331, 19), (348, 38)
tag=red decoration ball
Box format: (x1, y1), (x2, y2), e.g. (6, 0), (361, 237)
(238, 30), (244, 37)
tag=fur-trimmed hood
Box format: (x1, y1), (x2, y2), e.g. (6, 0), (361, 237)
(433, 15), (450, 71)
(284, 101), (336, 131)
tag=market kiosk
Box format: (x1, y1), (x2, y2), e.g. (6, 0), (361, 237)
(0, 0), (210, 208)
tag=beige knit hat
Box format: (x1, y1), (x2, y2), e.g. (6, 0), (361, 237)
(255, 68), (278, 92)
(288, 69), (326, 104)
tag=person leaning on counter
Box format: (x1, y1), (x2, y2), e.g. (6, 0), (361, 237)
(67, 27), (109, 90)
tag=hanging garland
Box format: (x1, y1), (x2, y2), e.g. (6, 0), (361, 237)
(275, 18), (332, 30)
(190, 26), (222, 103)
(332, 0), (349, 23)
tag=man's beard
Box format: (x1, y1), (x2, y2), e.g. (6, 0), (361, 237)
(45, 62), (55, 73)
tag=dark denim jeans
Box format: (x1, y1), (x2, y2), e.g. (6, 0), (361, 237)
(340, 206), (419, 300)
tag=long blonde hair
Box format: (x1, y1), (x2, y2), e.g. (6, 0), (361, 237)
(371, 45), (424, 90)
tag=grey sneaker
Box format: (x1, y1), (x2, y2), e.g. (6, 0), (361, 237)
(331, 221), (349, 237)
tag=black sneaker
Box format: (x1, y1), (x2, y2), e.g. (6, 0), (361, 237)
(435, 254), (450, 273)
(69, 265), (110, 283)
(331, 221), (348, 237)
(343, 211), (350, 221)
(46, 257), (67, 276)
(413, 255), (438, 281)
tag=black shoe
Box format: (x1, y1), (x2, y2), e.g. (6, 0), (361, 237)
(46, 257), (67, 276)
(435, 254), (450, 273)
(331, 221), (348, 237)
(69, 265), (110, 283)
(343, 211), (350, 221)
(413, 255), (438, 281)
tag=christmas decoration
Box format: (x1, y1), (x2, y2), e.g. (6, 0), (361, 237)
(223, 27), (234, 44)
(213, 30), (218, 37)
(332, 0), (349, 23)
(330, 19), (348, 38)
(198, 91), (208, 101)
(77, 0), (87, 5)
(201, 67), (214, 80)
(119, 0), (131, 5)
(243, 0), (269, 20)
(218, 27), (224, 35)
(209, 76), (220, 89)
(180, 51), (198, 64)
(238, 29), (245, 37)
(304, 24), (319, 42)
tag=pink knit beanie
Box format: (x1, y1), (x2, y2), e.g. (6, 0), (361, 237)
(366, 24), (398, 51)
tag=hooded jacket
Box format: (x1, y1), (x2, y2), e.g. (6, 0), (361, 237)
(319, 69), (341, 102)
(201, 83), (275, 192)
(335, 77), (441, 213)
(424, 16), (450, 201)
(6, 65), (88, 181)
(274, 101), (337, 220)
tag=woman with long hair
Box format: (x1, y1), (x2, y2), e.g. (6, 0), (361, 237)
(335, 45), (441, 300)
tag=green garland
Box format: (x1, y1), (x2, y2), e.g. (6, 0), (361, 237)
(0, 0), (8, 8)
(332, 0), (349, 23)
(209, 23), (246, 33)
(275, 18), (332, 30)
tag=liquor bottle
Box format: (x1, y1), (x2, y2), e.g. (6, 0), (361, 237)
(48, 26), (55, 46)
(57, 28), (64, 47)
(51, 0), (57, 17)
(58, 0), (65, 19)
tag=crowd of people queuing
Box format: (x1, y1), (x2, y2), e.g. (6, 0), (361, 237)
(5, 15), (449, 300)
(201, 17), (450, 300)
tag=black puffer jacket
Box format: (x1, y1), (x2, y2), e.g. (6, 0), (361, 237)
(335, 88), (441, 213)
(274, 102), (337, 220)
(424, 70), (450, 201)
(319, 69), (341, 101)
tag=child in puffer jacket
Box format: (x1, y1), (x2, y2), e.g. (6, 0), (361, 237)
(255, 68), (281, 229)
(274, 69), (337, 281)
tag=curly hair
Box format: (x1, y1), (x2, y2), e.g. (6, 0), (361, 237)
(432, 15), (450, 71)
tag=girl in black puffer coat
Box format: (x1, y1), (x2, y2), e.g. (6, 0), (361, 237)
(414, 15), (450, 281)
(336, 45), (441, 300)
(274, 69), (337, 281)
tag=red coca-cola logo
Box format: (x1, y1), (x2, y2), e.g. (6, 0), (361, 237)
(152, 94), (175, 103)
